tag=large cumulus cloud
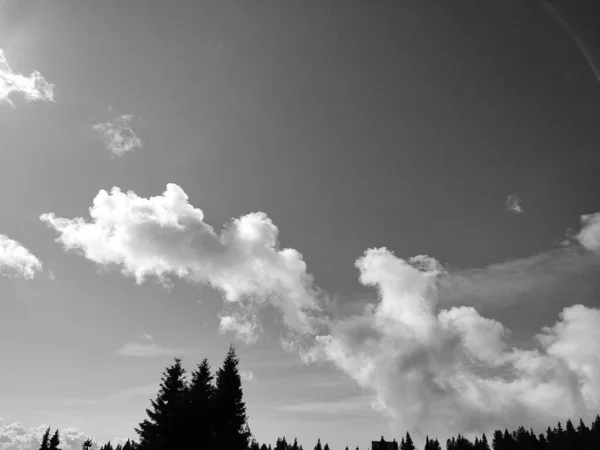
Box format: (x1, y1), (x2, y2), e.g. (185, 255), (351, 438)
(40, 184), (320, 340)
(296, 244), (600, 439)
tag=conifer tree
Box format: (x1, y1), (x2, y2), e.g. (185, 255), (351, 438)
(81, 439), (93, 450)
(39, 427), (51, 450)
(292, 438), (300, 450)
(136, 358), (188, 450)
(480, 434), (490, 450)
(49, 430), (61, 450)
(186, 358), (215, 447)
(401, 433), (415, 450)
(260, 444), (269, 450)
(314, 439), (323, 450)
(323, 444), (330, 450)
(213, 345), (251, 450)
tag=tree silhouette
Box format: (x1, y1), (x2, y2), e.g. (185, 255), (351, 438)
(49, 430), (61, 450)
(81, 439), (93, 450)
(213, 345), (251, 450)
(400, 433), (415, 450)
(136, 358), (187, 450)
(186, 358), (215, 448)
(39, 427), (51, 450)
(314, 439), (323, 450)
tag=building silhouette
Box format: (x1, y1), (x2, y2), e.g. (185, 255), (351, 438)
(372, 437), (398, 450)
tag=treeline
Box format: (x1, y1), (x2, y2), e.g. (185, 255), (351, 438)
(261, 416), (600, 450)
(38, 347), (600, 450)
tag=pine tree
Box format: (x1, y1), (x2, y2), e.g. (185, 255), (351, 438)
(260, 445), (269, 450)
(292, 438), (300, 450)
(39, 427), (51, 450)
(314, 439), (323, 450)
(213, 345), (251, 450)
(135, 358), (188, 450)
(323, 444), (330, 450)
(81, 439), (93, 450)
(49, 430), (61, 450)
(186, 358), (215, 448)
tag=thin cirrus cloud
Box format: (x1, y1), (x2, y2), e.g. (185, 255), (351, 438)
(0, 49), (55, 106)
(63, 383), (159, 407)
(93, 114), (142, 157)
(39, 181), (600, 440)
(505, 194), (523, 213)
(0, 234), (43, 279)
(0, 419), (99, 450)
(40, 183), (321, 342)
(116, 334), (195, 358)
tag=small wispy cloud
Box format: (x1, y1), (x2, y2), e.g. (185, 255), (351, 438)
(219, 313), (261, 345)
(0, 49), (55, 106)
(0, 234), (43, 279)
(505, 194), (524, 214)
(276, 395), (373, 416)
(240, 371), (255, 382)
(93, 114), (142, 156)
(117, 334), (194, 358)
(63, 383), (159, 407)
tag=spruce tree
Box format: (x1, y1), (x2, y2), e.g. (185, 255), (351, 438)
(213, 345), (251, 450)
(39, 427), (51, 450)
(314, 439), (323, 450)
(49, 430), (61, 450)
(81, 439), (93, 450)
(323, 444), (330, 450)
(135, 358), (188, 450)
(480, 434), (490, 450)
(186, 358), (215, 447)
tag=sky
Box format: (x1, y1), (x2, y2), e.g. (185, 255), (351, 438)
(1, 0), (600, 449)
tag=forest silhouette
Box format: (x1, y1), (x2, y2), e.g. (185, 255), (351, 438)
(39, 345), (600, 450)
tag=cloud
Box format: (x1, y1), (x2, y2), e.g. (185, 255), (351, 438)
(276, 395), (374, 416)
(93, 115), (142, 156)
(0, 234), (42, 279)
(240, 371), (255, 382)
(40, 184), (320, 336)
(0, 49), (55, 106)
(220, 312), (261, 344)
(0, 419), (99, 450)
(439, 246), (600, 307)
(63, 383), (159, 407)
(505, 195), (523, 214)
(116, 335), (195, 358)
(293, 244), (600, 440)
(574, 212), (600, 251)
